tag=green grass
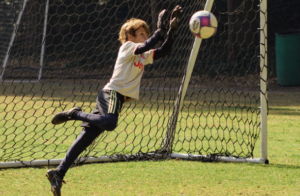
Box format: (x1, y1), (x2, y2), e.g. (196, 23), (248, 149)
(0, 83), (300, 195)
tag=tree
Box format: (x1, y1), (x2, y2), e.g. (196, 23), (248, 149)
(227, 0), (259, 65)
(150, 0), (161, 31)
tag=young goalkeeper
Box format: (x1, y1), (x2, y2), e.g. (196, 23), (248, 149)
(46, 5), (182, 196)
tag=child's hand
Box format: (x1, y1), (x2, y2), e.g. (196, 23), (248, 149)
(157, 9), (168, 38)
(157, 9), (168, 31)
(170, 5), (183, 31)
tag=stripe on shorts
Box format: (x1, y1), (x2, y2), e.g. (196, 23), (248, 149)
(108, 90), (117, 113)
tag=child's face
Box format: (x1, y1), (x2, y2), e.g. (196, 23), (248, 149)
(128, 27), (148, 43)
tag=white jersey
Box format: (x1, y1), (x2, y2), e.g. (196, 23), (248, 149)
(103, 41), (154, 101)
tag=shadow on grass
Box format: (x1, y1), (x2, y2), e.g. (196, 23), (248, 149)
(255, 163), (300, 170)
(269, 108), (300, 116)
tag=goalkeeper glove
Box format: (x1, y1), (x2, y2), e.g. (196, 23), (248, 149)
(156, 9), (168, 39)
(169, 5), (183, 39)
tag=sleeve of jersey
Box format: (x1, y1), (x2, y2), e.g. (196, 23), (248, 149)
(153, 33), (174, 60)
(120, 41), (140, 59)
(143, 50), (155, 65)
(134, 30), (162, 55)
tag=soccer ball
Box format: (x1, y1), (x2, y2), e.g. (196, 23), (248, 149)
(189, 11), (218, 39)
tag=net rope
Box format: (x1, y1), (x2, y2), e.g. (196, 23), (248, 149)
(0, 0), (267, 166)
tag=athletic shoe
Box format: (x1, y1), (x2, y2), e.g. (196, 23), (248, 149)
(46, 169), (65, 196)
(51, 107), (82, 125)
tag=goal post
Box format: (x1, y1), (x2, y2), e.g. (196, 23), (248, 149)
(260, 0), (268, 163)
(162, 0), (213, 156)
(38, 0), (50, 82)
(0, 0), (268, 169)
(0, 0), (29, 81)
(179, 0), (214, 112)
(164, 0), (268, 164)
(0, 0), (45, 83)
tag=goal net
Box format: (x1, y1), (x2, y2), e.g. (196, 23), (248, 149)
(0, 0), (268, 168)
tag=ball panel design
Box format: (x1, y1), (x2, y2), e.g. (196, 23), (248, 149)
(209, 14), (218, 28)
(200, 27), (217, 39)
(200, 16), (210, 27)
(197, 10), (210, 17)
(189, 17), (200, 34)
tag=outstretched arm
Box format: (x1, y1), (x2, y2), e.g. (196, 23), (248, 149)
(134, 30), (163, 55)
(153, 5), (183, 60)
(153, 30), (175, 60)
(134, 9), (168, 55)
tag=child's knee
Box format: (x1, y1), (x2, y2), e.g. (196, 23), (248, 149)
(105, 120), (117, 131)
(103, 114), (118, 131)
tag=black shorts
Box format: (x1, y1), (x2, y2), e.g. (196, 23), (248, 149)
(81, 89), (125, 129)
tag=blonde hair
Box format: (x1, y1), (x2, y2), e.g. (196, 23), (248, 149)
(118, 18), (150, 44)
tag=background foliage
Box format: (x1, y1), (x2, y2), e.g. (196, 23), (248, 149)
(44, 0), (300, 78)
(1, 0), (300, 79)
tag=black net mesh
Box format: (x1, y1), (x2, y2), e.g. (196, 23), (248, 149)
(0, 0), (268, 166)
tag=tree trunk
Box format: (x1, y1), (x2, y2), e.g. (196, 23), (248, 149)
(150, 0), (161, 31)
(227, 0), (258, 64)
(227, 0), (236, 64)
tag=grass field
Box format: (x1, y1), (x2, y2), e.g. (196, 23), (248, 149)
(0, 83), (300, 195)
